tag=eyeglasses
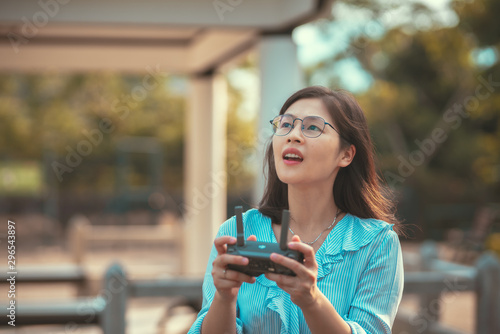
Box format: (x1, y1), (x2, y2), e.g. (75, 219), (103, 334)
(269, 114), (340, 138)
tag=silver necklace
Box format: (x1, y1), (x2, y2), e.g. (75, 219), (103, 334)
(288, 209), (340, 245)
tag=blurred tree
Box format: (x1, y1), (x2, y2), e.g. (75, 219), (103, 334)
(0, 73), (186, 194)
(0, 66), (258, 210)
(304, 0), (500, 235)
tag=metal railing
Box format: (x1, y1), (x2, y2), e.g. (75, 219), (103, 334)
(395, 240), (500, 334)
(3, 241), (499, 333)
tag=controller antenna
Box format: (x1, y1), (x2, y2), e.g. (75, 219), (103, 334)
(280, 210), (290, 250)
(235, 206), (245, 246)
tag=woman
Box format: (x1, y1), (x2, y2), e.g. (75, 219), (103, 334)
(188, 86), (404, 334)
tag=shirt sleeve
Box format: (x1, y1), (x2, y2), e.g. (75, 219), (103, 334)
(343, 228), (404, 334)
(187, 219), (245, 334)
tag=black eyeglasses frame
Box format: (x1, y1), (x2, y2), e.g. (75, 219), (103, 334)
(269, 115), (341, 139)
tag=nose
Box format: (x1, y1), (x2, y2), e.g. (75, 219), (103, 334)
(287, 119), (304, 143)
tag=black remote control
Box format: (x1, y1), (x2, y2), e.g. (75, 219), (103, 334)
(227, 206), (304, 277)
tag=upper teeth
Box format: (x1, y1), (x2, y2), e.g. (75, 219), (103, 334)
(285, 153), (301, 159)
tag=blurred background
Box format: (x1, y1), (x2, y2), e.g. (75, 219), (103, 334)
(0, 0), (499, 333)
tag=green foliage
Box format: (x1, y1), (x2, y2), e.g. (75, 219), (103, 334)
(0, 73), (185, 193)
(306, 0), (500, 218)
(0, 161), (41, 195)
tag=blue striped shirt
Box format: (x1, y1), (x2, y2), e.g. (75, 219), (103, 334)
(188, 208), (404, 334)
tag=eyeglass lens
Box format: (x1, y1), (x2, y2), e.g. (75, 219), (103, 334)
(272, 115), (326, 138)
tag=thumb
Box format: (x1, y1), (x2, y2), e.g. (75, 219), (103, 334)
(247, 235), (257, 241)
(291, 235), (301, 242)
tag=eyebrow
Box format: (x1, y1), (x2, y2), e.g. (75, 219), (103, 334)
(283, 113), (323, 119)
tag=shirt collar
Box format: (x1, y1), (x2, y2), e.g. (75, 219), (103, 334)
(254, 210), (392, 282)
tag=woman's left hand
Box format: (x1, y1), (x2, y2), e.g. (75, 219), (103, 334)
(265, 235), (320, 309)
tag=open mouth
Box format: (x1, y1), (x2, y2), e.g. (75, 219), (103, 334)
(283, 153), (304, 162)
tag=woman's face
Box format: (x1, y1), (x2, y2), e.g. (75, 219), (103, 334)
(272, 98), (352, 188)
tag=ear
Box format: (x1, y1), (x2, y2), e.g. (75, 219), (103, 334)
(339, 144), (356, 167)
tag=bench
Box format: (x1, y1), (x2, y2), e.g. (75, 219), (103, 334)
(1, 263), (202, 333)
(395, 240), (500, 334)
(4, 247), (499, 333)
(0, 264), (89, 296)
(67, 214), (181, 264)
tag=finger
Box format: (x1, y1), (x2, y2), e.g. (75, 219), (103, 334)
(289, 235), (315, 264)
(265, 272), (295, 286)
(287, 241), (316, 269)
(269, 253), (305, 276)
(216, 279), (244, 290)
(218, 253), (250, 268)
(214, 255), (256, 283)
(224, 269), (256, 284)
(247, 235), (257, 242)
(214, 236), (237, 255)
(213, 254), (255, 284)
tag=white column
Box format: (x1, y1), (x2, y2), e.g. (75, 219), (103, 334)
(182, 72), (228, 276)
(253, 34), (304, 204)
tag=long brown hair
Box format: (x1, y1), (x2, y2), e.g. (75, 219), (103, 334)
(258, 86), (403, 234)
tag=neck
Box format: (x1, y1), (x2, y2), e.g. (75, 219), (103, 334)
(287, 182), (339, 234)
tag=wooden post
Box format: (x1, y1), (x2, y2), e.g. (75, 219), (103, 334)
(68, 214), (90, 265)
(419, 240), (440, 333)
(100, 263), (128, 334)
(476, 253), (500, 334)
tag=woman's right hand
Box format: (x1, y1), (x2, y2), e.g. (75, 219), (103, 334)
(211, 235), (257, 301)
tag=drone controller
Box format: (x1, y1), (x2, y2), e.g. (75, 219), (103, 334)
(227, 206), (304, 277)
